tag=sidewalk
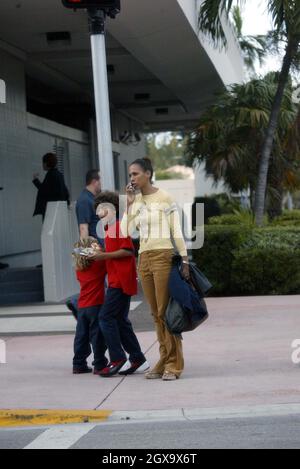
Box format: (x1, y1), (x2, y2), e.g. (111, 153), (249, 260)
(0, 296), (299, 425)
(0, 301), (142, 336)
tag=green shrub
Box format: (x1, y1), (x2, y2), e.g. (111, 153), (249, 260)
(209, 209), (256, 227)
(208, 214), (241, 225)
(240, 226), (300, 250)
(231, 247), (300, 295)
(193, 225), (250, 295)
(272, 210), (300, 227)
(193, 225), (300, 296)
(209, 209), (271, 227)
(231, 227), (300, 294)
(213, 193), (241, 214)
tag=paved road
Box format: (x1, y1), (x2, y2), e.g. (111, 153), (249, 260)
(1, 413), (300, 449)
(1, 296), (300, 413)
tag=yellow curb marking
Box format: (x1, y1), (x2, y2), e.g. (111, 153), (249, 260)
(0, 410), (112, 427)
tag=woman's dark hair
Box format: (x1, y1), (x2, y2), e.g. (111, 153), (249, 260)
(94, 191), (120, 217)
(130, 158), (154, 183)
(43, 153), (58, 169)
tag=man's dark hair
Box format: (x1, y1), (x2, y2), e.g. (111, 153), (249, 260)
(43, 153), (57, 169)
(86, 169), (100, 186)
(95, 191), (120, 217)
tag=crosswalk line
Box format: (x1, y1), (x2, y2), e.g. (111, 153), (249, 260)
(24, 424), (97, 449)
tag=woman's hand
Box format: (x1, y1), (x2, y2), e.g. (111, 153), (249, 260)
(181, 262), (190, 281)
(125, 183), (136, 207)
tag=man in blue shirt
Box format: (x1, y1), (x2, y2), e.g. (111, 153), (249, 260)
(66, 169), (103, 319)
(76, 170), (103, 245)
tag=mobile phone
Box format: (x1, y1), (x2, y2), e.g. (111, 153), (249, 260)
(73, 248), (94, 257)
(131, 182), (138, 192)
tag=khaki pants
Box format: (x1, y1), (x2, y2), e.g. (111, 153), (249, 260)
(138, 249), (184, 377)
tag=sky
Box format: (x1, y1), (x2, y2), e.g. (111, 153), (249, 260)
(240, 0), (282, 75)
(242, 0), (272, 36)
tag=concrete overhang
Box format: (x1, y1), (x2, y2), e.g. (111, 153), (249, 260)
(0, 0), (244, 131)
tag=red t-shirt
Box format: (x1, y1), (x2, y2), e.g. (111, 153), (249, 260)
(105, 221), (137, 297)
(76, 260), (106, 309)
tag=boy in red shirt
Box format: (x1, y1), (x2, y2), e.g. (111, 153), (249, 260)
(72, 238), (108, 375)
(90, 191), (149, 377)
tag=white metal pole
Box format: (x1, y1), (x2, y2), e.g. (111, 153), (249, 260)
(89, 10), (115, 190)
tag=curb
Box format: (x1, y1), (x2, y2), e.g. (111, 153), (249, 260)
(0, 410), (112, 428)
(108, 404), (300, 423)
(2, 403), (300, 428)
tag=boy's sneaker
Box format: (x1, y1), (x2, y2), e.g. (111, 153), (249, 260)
(93, 365), (109, 375)
(73, 366), (93, 374)
(99, 360), (127, 378)
(119, 359), (150, 375)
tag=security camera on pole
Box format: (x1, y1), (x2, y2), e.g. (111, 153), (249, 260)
(62, 0), (121, 190)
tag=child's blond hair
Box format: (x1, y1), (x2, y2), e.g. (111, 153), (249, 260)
(73, 237), (99, 271)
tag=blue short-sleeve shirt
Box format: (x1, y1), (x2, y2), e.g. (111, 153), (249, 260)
(76, 189), (104, 247)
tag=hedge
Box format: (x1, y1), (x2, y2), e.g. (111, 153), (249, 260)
(231, 247), (300, 295)
(193, 225), (249, 295)
(272, 210), (300, 227)
(192, 225), (300, 296)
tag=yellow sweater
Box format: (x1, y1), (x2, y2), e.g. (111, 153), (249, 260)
(120, 189), (187, 257)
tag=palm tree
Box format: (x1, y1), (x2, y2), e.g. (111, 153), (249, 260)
(186, 73), (300, 217)
(198, 0), (300, 226)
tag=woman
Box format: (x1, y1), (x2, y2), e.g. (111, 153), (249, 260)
(121, 158), (189, 381)
(32, 153), (70, 220)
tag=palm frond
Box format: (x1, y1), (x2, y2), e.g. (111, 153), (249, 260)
(198, 0), (238, 47)
(185, 71), (299, 196)
(268, 0), (300, 36)
(232, 5), (243, 37)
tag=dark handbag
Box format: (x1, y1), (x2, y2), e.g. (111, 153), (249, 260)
(166, 262), (209, 336)
(165, 294), (209, 337)
(189, 263), (212, 297)
(165, 298), (188, 337)
(172, 254), (213, 297)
